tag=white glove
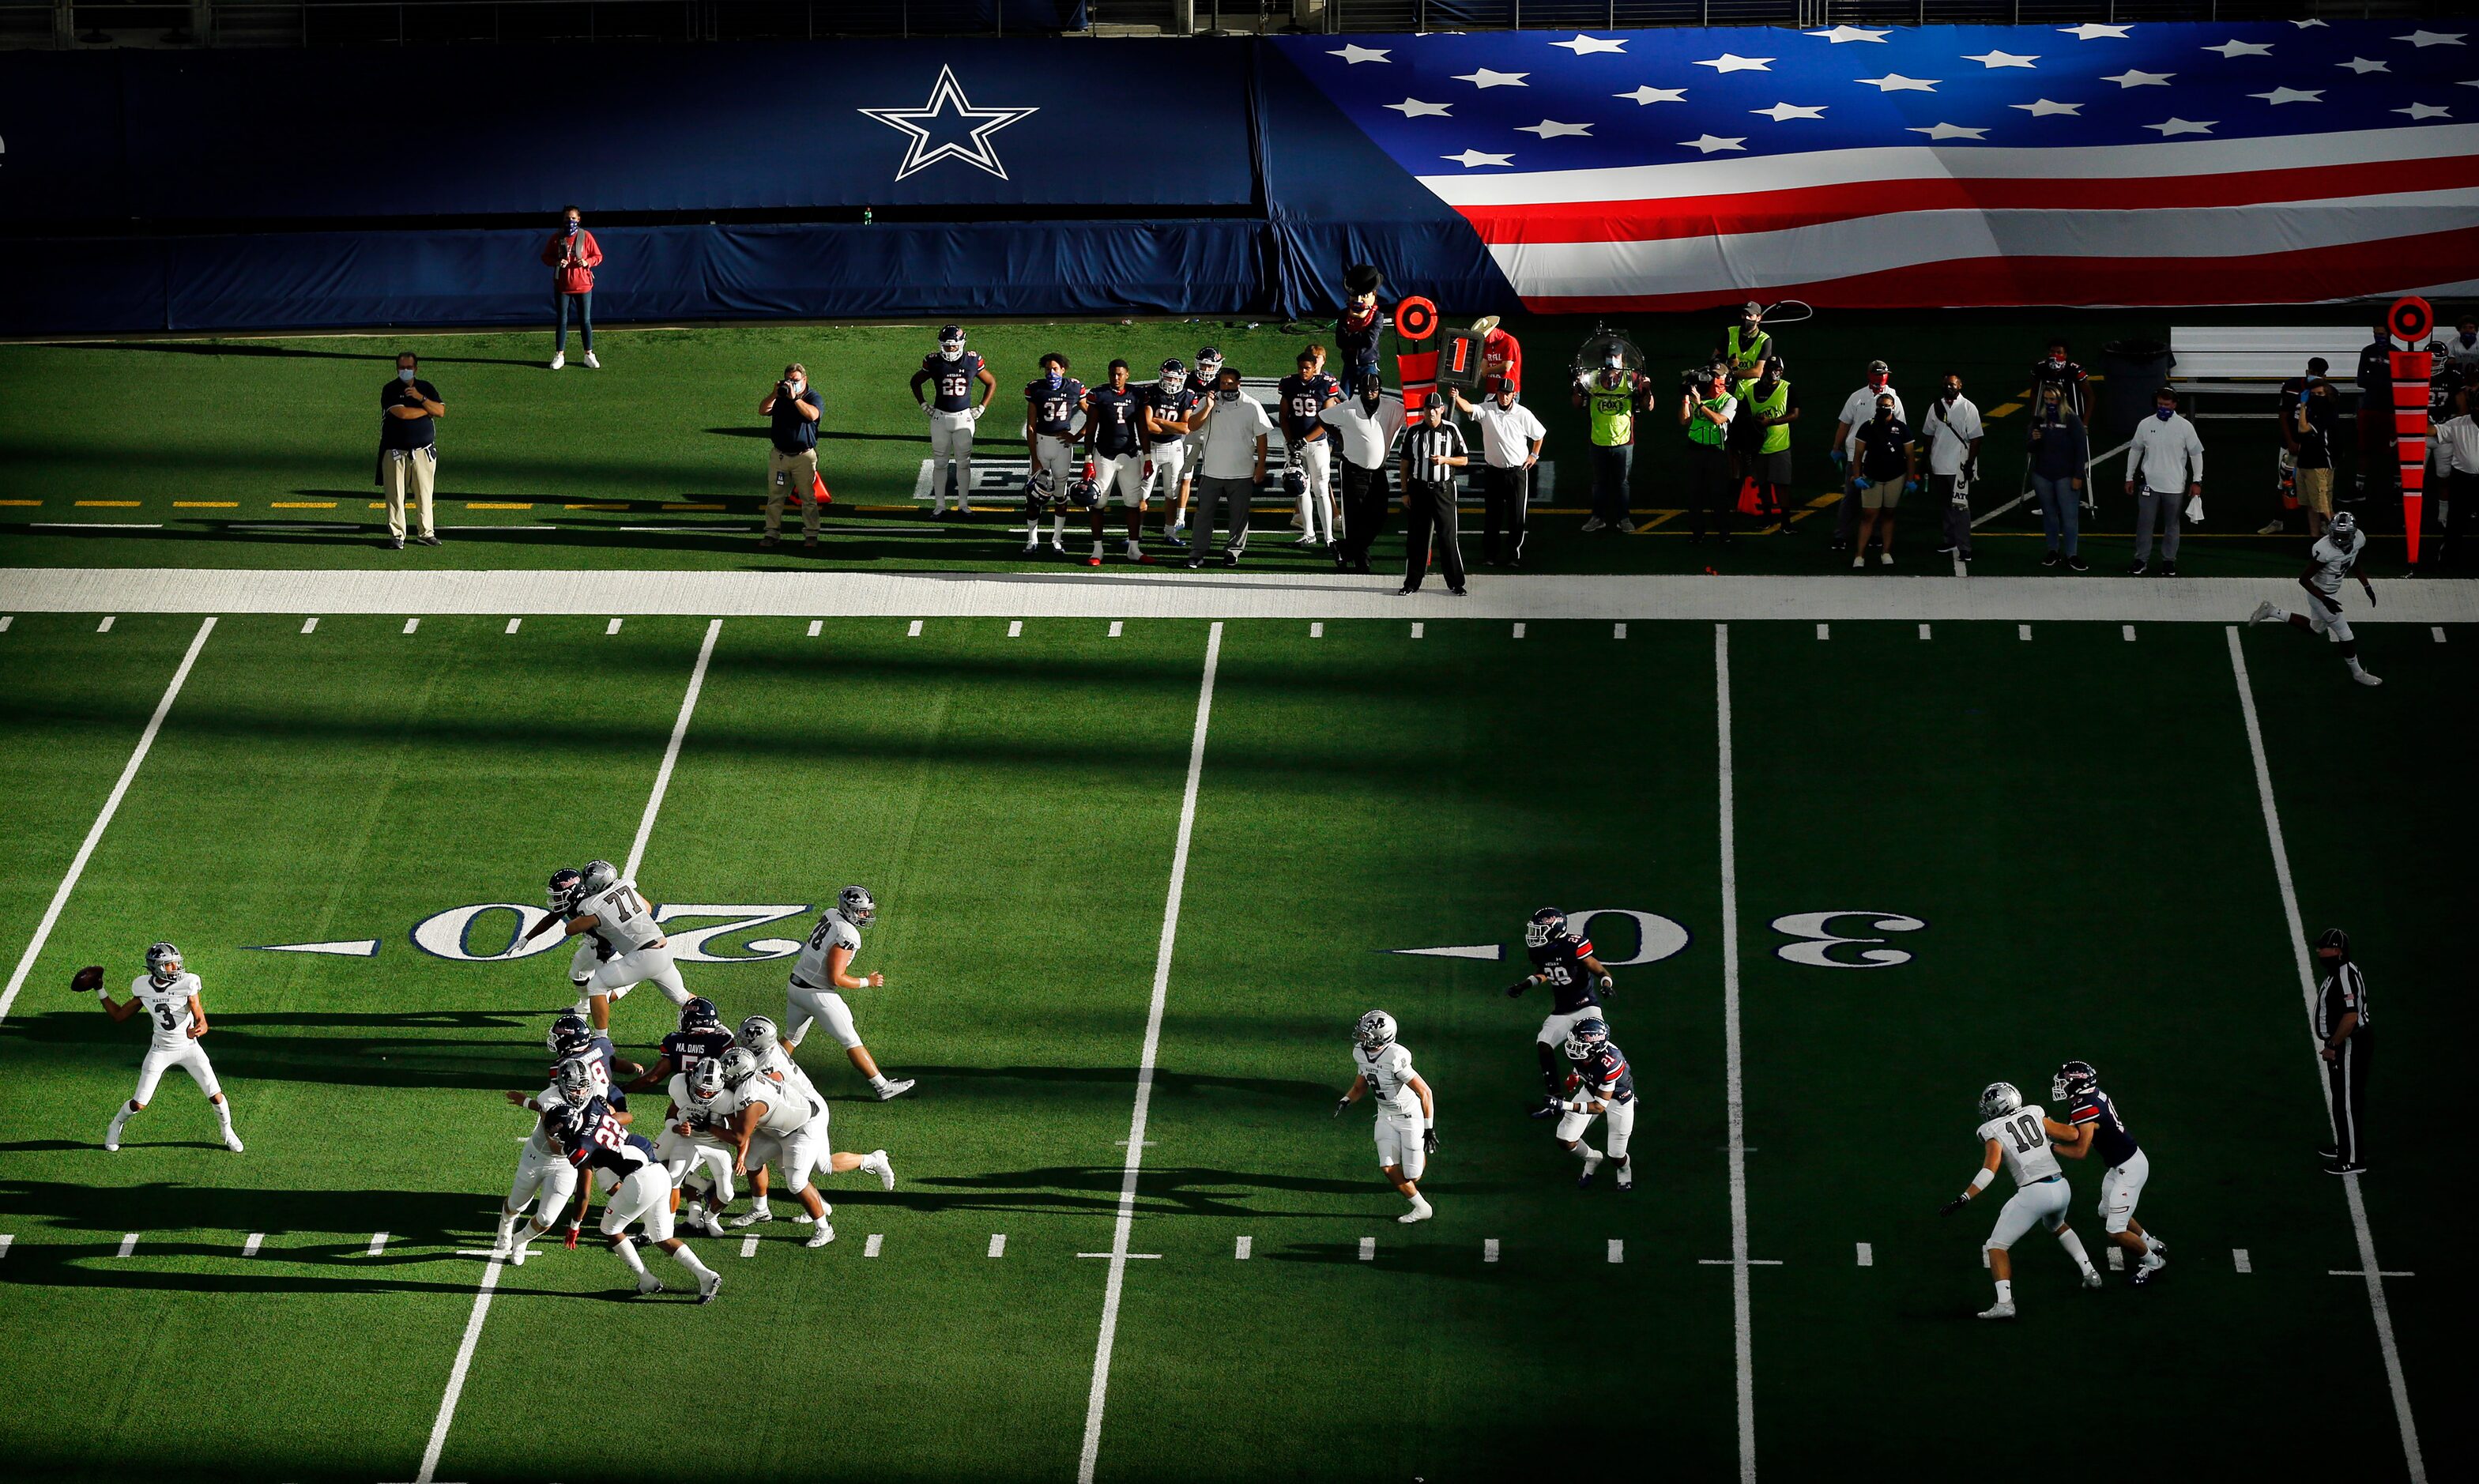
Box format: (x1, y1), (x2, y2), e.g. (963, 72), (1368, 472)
(970, 405), (986, 423)
(920, 402), (934, 418)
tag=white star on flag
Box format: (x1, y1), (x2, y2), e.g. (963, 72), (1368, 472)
(2250, 87), (2323, 104)
(2395, 103), (2451, 119)
(1752, 102), (1828, 121)
(1329, 44), (1390, 64)
(1614, 85), (1687, 104)
(2147, 118), (2217, 135)
(1386, 98), (1451, 118)
(1857, 73), (1940, 92)
(2103, 70), (2175, 87)
(1964, 51), (2040, 69)
(2395, 32), (2466, 48)
(1453, 68), (1530, 89)
(1551, 34), (1628, 55)
(1807, 25), (1887, 43)
(2010, 98), (2082, 115)
(1441, 149), (1515, 168)
(2203, 40), (2274, 58)
(857, 66), (1039, 182)
(1908, 122), (1988, 140)
(1695, 54), (1774, 73)
(1516, 119), (1595, 137)
(1679, 134), (1748, 153)
(2337, 58), (2390, 74)
(2059, 23), (2131, 41)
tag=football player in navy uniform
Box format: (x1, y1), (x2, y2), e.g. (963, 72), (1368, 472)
(1021, 352), (1086, 558)
(1082, 359), (1152, 566)
(1142, 359), (1204, 544)
(547, 1011), (642, 1098)
(910, 325), (996, 516)
(1507, 908), (1618, 1113)
(1552, 1019), (1637, 1190)
(555, 1087), (723, 1300)
(1165, 347), (1223, 545)
(624, 996), (733, 1095)
(2047, 1060), (2166, 1284)
(1277, 346), (1344, 547)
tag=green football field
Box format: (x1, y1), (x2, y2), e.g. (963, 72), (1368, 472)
(0, 601), (2458, 1482)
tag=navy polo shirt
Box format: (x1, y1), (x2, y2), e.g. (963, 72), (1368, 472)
(380, 377), (439, 451)
(770, 386), (823, 454)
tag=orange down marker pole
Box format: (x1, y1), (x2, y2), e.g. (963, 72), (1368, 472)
(2387, 296), (2432, 566)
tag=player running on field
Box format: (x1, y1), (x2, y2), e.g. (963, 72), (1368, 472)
(1508, 907), (1618, 1117)
(522, 861), (692, 1029)
(783, 886), (914, 1099)
(712, 1047), (894, 1249)
(1939, 1081), (2103, 1320)
(2047, 1060), (2166, 1285)
(2247, 510), (2382, 686)
(493, 1056), (598, 1262)
(1551, 1018), (1636, 1191)
(723, 1015), (897, 1234)
(1333, 1010), (1436, 1223)
(82, 943), (243, 1153)
(554, 1086), (722, 1301)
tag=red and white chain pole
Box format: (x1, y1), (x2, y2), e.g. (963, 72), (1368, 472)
(2387, 296), (2434, 567)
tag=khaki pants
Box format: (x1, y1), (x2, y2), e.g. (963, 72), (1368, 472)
(767, 446), (821, 537)
(381, 446), (436, 540)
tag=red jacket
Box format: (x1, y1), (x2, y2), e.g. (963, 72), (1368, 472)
(543, 229), (602, 295)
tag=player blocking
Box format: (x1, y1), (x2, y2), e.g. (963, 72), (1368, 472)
(1941, 1081), (2104, 1320)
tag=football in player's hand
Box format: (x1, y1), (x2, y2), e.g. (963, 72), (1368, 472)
(70, 965), (105, 993)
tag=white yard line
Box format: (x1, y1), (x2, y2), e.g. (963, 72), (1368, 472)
(413, 1256), (503, 1484)
(2225, 627), (2424, 1484)
(0, 616), (215, 1026)
(1716, 623), (1756, 1484)
(1076, 620), (1224, 1484)
(624, 619), (722, 880)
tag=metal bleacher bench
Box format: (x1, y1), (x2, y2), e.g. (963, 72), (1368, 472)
(2168, 326), (2367, 398)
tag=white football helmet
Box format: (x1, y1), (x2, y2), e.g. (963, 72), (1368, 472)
(837, 885), (876, 930)
(737, 1015), (778, 1053)
(718, 1046), (760, 1089)
(687, 1058), (726, 1105)
(1978, 1082), (2023, 1119)
(1354, 1009), (1397, 1050)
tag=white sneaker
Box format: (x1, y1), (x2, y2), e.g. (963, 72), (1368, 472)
(582, 352), (601, 371)
(2082, 1268), (2104, 1289)
(1976, 1301), (2017, 1320)
(805, 1222), (838, 1248)
(635, 1272), (665, 1295)
(2351, 669), (2383, 687)
(698, 1270), (722, 1303)
(549, 352), (565, 371)
(1400, 1197), (1434, 1224)
(2258, 518), (2285, 535)
(728, 1207), (773, 1229)
(1021, 540), (1043, 556)
(876, 1078), (916, 1101)
(1852, 556), (1864, 569)
(1580, 517), (1607, 533)
(1878, 551), (1894, 567)
(2248, 601), (2278, 626)
(222, 1128), (245, 1153)
(1293, 530), (1317, 544)
(866, 1150), (896, 1191)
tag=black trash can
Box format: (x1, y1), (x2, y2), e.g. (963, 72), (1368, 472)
(2098, 338), (2176, 448)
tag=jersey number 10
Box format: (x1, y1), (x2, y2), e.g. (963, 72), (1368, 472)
(2002, 1114), (2044, 1154)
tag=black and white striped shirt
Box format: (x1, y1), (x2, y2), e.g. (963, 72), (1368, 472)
(2314, 961), (2369, 1040)
(1402, 416), (1467, 486)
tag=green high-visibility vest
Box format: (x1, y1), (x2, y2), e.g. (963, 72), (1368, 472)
(1588, 388), (1635, 446)
(1726, 324), (1771, 374)
(1735, 377), (1791, 454)
(1686, 395), (1731, 447)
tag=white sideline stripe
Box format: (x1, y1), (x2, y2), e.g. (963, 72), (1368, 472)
(2017, 623), (2031, 641)
(300, 616), (317, 634)
(402, 618), (419, 634)
(367, 1231), (389, 1258)
(865, 1233), (882, 1257)
(605, 618), (622, 635)
(117, 1233), (137, 1258)
(417, 623), (718, 1483)
(2228, 628), (2424, 1483)
(2233, 1248), (2251, 1273)
(0, 616), (215, 1026)
(12, 568), (2479, 625)
(503, 618), (520, 635)
(989, 1233), (1007, 1258)
(1608, 1239), (1624, 1265)
(1700, 1258), (1784, 1265)
(243, 1233), (262, 1256)
(1359, 1237), (1377, 1262)
(1234, 1236), (1251, 1260)
(1109, 620), (1124, 638)
(1855, 1242), (1873, 1267)
(97, 616), (115, 632)
(1715, 623), (1755, 1484)
(740, 1235), (759, 1259)
(1078, 620), (1222, 1484)
(906, 620), (924, 637)
(2332, 1268), (2417, 1278)
(807, 620), (823, 637)
(1079, 1252), (1161, 1259)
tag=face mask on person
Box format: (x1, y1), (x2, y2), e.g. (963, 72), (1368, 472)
(1217, 386), (1240, 403)
(1867, 373), (1888, 391)
(2459, 329), (2477, 347)
(1941, 387), (1961, 404)
(565, 219), (580, 235)
(2155, 405), (2176, 421)
(1043, 370), (1064, 391)
(1875, 406), (1893, 423)
(786, 377), (804, 396)
(397, 368), (416, 384)
(2041, 397), (2062, 421)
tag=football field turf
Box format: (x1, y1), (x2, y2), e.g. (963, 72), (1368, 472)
(0, 600), (2461, 1482)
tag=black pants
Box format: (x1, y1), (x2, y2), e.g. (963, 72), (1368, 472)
(1589, 444), (1633, 527)
(1338, 460), (1391, 570)
(2325, 1031), (2370, 1164)
(1401, 479), (1467, 591)
(1685, 442), (1735, 540)
(1481, 463), (1529, 564)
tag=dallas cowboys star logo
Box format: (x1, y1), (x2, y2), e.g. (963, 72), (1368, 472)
(858, 66), (1038, 181)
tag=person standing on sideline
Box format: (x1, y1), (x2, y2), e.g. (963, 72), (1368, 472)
(1833, 360), (1903, 550)
(1731, 356), (1798, 534)
(2353, 311), (2397, 507)
(2312, 928), (2372, 1174)
(758, 363), (822, 552)
(543, 206), (601, 371)
(1081, 359), (1151, 567)
(2289, 376), (2343, 540)
(1922, 373), (1985, 564)
(378, 351), (443, 550)
(1718, 301), (1774, 381)
(1449, 382), (1543, 567)
(1475, 315), (1523, 397)
(1848, 392), (1915, 567)
(1321, 370), (1405, 574)
(1184, 363), (1269, 570)
(2026, 384), (2088, 570)
(1022, 352), (1086, 558)
(1677, 363), (1738, 544)
(2125, 387), (2204, 577)
(911, 326), (994, 516)
(1277, 345), (1343, 547)
(2264, 356), (2331, 536)
(2428, 383), (2478, 571)
(1396, 404), (1470, 596)
(1574, 348), (1648, 533)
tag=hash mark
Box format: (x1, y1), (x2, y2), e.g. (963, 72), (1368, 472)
(2017, 623), (2032, 641)
(1309, 622), (1324, 638)
(989, 1233), (1007, 1258)
(1234, 1236), (1252, 1260)
(116, 1234), (138, 1258)
(1411, 623), (1424, 639)
(2232, 1248), (2251, 1273)
(98, 616), (115, 633)
(300, 617), (318, 634)
(1358, 1237), (1376, 1261)
(403, 618), (420, 635)
(865, 1233), (882, 1257)
(243, 1233), (262, 1256)
(2432, 627), (2446, 643)
(1607, 1239), (1623, 1265)
(1917, 623), (1931, 640)
(2122, 624), (2136, 642)
(1855, 1242), (1873, 1267)
(0, 1234), (12, 1258)
(367, 1231), (390, 1257)
(907, 620), (923, 637)
(1008, 620), (1023, 638)
(504, 619), (521, 635)
(1109, 621), (1124, 638)
(1815, 622), (1829, 640)
(1614, 622), (1628, 638)
(1484, 1239), (1500, 1263)
(807, 620), (823, 637)
(2108, 1246), (2124, 1271)
(740, 1235), (759, 1258)
(605, 618), (622, 635)
(1513, 623), (1526, 638)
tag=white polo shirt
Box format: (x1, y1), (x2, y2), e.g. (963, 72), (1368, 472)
(1836, 385), (1903, 462)
(1920, 394), (1984, 476)
(1196, 393), (1273, 481)
(2429, 413), (2479, 475)
(1469, 397), (1547, 469)
(1320, 396), (1407, 471)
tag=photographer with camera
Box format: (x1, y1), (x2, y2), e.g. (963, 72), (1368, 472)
(1574, 348), (1651, 533)
(1679, 362), (1739, 544)
(759, 362), (823, 551)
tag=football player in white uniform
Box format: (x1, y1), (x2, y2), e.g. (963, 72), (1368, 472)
(493, 1057), (598, 1263)
(1938, 1081), (2102, 1320)
(711, 1047), (894, 1249)
(1332, 1011), (1436, 1223)
(522, 861), (691, 1030)
(2248, 510), (2383, 686)
(82, 944), (243, 1153)
(657, 1057), (739, 1239)
(783, 885), (914, 1099)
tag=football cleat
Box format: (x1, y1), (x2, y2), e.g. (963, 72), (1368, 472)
(1976, 1301), (2017, 1320)
(716, 1047), (760, 1090)
(2050, 1060), (2098, 1102)
(1528, 1094), (1563, 1121)
(546, 1014), (593, 1060)
(1978, 1082), (2023, 1119)
(635, 1273), (665, 1296)
(737, 1015), (779, 1053)
(222, 1128), (245, 1154)
(875, 1078), (917, 1101)
(698, 1270), (723, 1303)
(805, 1222), (837, 1248)
(937, 326), (966, 362)
(2082, 1269), (2104, 1289)
(865, 1150), (896, 1190)
(837, 885), (876, 930)
(546, 868), (584, 913)
(728, 1207), (774, 1229)
(680, 996), (721, 1032)
(145, 941), (183, 985)
(1577, 1149), (1605, 1188)
(1399, 1196), (1434, 1224)
(1614, 1161), (1633, 1192)
(1354, 1009), (1398, 1050)
(2131, 1253), (2165, 1286)
(1562, 1018), (1611, 1062)
(1524, 907), (1568, 949)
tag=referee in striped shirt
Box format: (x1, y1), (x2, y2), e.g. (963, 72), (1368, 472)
(1396, 403), (1471, 597)
(2313, 927), (2371, 1174)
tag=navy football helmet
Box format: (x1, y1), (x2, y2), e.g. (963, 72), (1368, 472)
(1562, 1017), (1611, 1061)
(1158, 359), (1186, 396)
(547, 1013), (594, 1060)
(680, 996), (721, 1032)
(1029, 468), (1061, 508)
(1067, 473), (1102, 510)
(2050, 1060), (2098, 1102)
(546, 868), (585, 913)
(1524, 907), (1568, 949)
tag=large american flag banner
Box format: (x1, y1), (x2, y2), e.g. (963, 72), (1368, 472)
(1270, 22), (2478, 309)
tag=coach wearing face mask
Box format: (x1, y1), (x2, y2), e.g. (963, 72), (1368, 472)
(375, 352), (444, 550)
(1321, 370), (1407, 574)
(2125, 386), (2204, 578)
(542, 205), (602, 371)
